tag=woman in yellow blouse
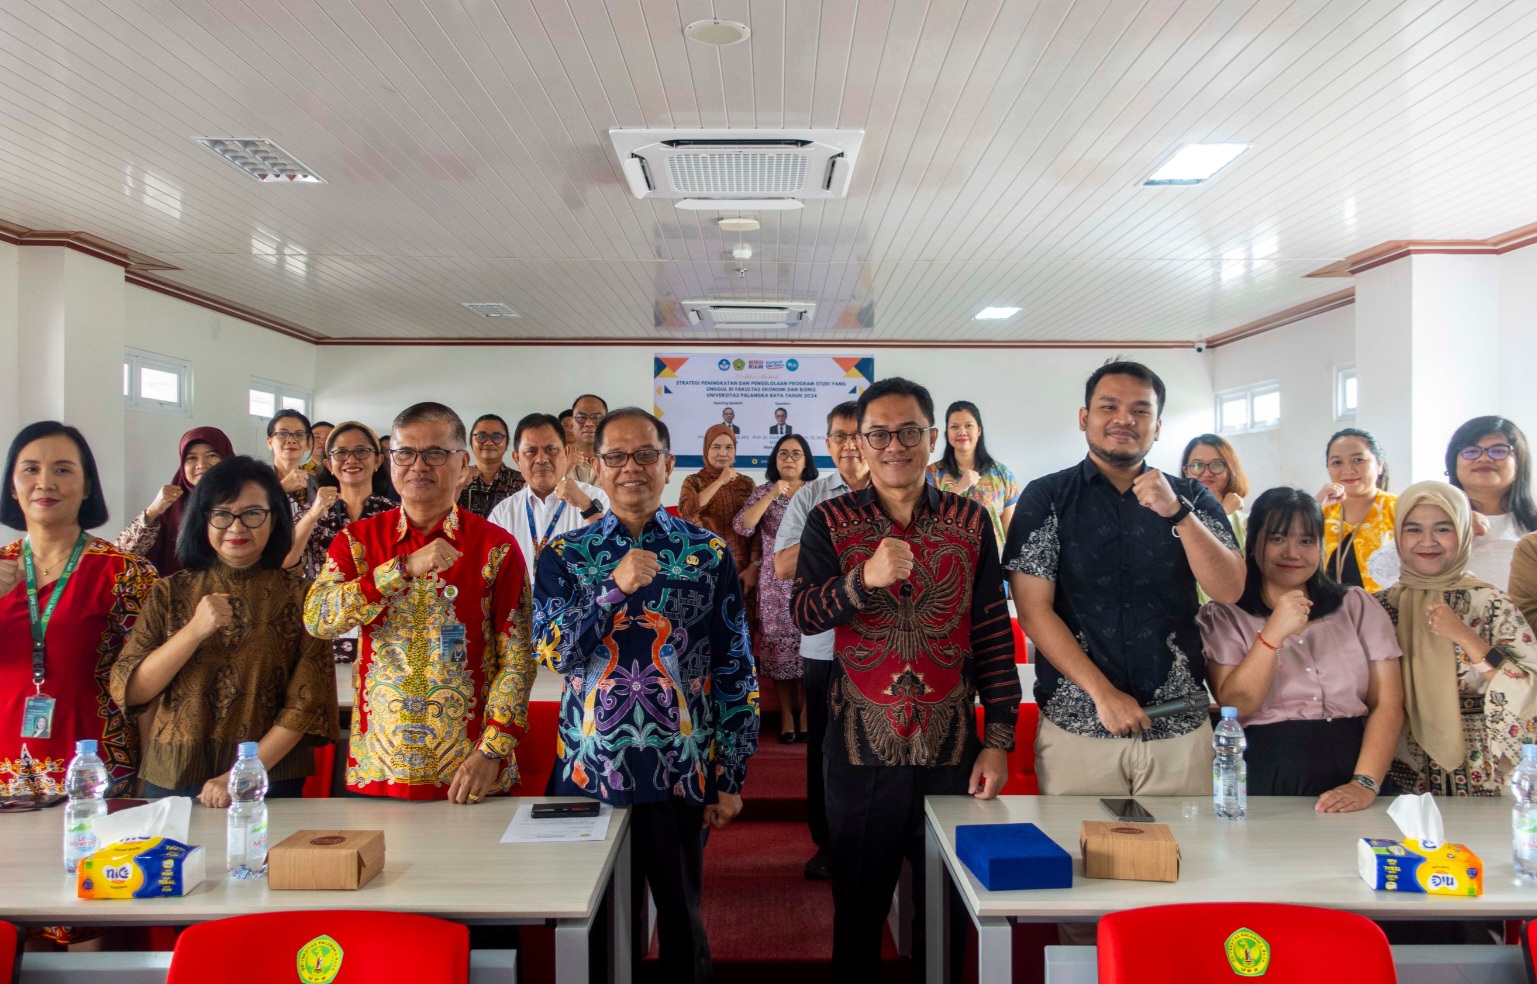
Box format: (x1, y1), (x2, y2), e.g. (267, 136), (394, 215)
(1317, 428), (1398, 592)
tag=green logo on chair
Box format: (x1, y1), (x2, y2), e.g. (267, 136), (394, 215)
(297, 935), (344, 984)
(1224, 927), (1270, 977)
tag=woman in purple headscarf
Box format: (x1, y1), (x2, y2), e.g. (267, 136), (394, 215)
(116, 426), (235, 576)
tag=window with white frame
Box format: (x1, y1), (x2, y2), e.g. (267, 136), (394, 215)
(123, 348), (191, 416)
(1335, 364), (1358, 421)
(1216, 381), (1280, 434)
(249, 377), (312, 423)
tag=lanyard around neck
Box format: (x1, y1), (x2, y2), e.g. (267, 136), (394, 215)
(22, 531), (89, 686)
(526, 494), (567, 559)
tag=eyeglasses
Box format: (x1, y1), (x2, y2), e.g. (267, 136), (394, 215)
(472, 432), (508, 445)
(328, 447), (376, 462)
(1184, 460), (1228, 476)
(209, 507), (271, 530)
(1460, 444), (1514, 461)
(389, 447), (465, 467)
(596, 448), (668, 468)
(776, 450), (805, 460)
(518, 444), (565, 459)
(573, 412), (605, 425)
(270, 429), (308, 442)
(826, 431), (859, 445)
(861, 427), (930, 450)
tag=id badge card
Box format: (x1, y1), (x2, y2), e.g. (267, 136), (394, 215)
(439, 622), (468, 664)
(22, 694), (56, 739)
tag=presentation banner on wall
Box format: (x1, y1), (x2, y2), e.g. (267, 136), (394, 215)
(655, 354), (876, 469)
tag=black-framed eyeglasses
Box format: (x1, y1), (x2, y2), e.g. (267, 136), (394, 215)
(389, 447), (465, 467)
(861, 427), (929, 450)
(270, 429), (308, 442)
(471, 432), (508, 445)
(209, 507), (272, 530)
(573, 412), (606, 425)
(1184, 460), (1228, 476)
(328, 447), (376, 462)
(596, 448), (668, 468)
(1460, 444), (1513, 461)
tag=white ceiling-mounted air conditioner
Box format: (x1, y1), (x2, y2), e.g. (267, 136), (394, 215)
(611, 129), (863, 202)
(683, 300), (816, 329)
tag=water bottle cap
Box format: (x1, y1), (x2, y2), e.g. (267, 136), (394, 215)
(75, 739), (97, 755)
(1524, 744), (1537, 762)
(237, 741), (259, 758)
(1220, 706), (1238, 719)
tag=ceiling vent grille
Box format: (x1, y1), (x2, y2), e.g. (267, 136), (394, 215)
(461, 302), (519, 318)
(195, 138), (325, 183)
(612, 129), (862, 201)
(683, 300), (815, 329)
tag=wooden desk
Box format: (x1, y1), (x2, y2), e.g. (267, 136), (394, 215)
(924, 795), (1537, 983)
(0, 797), (630, 984)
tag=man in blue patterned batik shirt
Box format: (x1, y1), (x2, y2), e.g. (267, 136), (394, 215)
(532, 407), (759, 984)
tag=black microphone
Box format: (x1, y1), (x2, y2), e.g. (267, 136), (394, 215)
(1143, 692), (1210, 720)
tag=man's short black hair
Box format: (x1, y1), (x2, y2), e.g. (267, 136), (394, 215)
(175, 456), (295, 571)
(470, 414), (509, 435)
(571, 394), (608, 412)
(1, 421), (110, 529)
(312, 420), (334, 430)
(775, 406), (788, 414)
(392, 402), (467, 448)
(1084, 360), (1167, 419)
(826, 401), (859, 432)
(855, 378), (934, 428)
(513, 412), (565, 449)
(594, 408), (670, 454)
(266, 409), (312, 439)
(558, 409), (574, 422)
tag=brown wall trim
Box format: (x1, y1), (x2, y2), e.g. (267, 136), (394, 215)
(315, 336), (1196, 350)
(0, 220), (180, 273)
(124, 273), (326, 343)
(1307, 220), (1537, 278)
(1204, 288), (1356, 350)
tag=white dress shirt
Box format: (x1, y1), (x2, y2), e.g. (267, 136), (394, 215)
(487, 481), (609, 583)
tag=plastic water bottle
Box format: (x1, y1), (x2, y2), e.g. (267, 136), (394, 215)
(1212, 707), (1247, 821)
(226, 742), (270, 879)
(63, 739), (109, 873)
(1511, 745), (1537, 878)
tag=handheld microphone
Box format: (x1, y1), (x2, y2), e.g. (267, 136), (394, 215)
(1143, 692), (1210, 720)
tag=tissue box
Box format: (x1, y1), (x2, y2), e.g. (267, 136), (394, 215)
(269, 829), (385, 890)
(954, 823), (1072, 891)
(1080, 821), (1180, 882)
(1357, 838), (1483, 896)
(77, 838), (205, 898)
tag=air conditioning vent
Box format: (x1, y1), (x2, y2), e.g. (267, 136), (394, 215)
(683, 300), (815, 329)
(461, 302), (519, 318)
(611, 129), (862, 201)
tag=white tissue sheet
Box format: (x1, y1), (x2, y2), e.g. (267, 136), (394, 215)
(91, 796), (193, 846)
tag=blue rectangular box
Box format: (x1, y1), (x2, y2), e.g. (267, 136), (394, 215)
(955, 822), (1073, 891)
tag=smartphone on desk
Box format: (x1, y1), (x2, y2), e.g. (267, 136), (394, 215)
(1100, 798), (1155, 823)
(531, 801), (601, 819)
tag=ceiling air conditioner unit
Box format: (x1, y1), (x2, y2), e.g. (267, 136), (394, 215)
(683, 301), (815, 330)
(611, 129), (862, 202)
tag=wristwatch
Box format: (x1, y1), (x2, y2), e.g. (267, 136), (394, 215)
(1165, 495), (1195, 527)
(479, 748), (502, 762)
(580, 503), (602, 519)
(1352, 773), (1380, 794)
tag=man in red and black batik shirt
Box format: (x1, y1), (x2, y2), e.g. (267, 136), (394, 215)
(791, 377), (1021, 981)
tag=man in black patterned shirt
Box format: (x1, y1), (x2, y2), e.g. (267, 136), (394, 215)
(1004, 361), (1244, 796)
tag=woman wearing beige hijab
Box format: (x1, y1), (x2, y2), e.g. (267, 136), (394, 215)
(1376, 481), (1537, 795)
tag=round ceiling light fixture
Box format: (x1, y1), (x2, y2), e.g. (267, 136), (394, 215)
(685, 19), (750, 46)
(718, 217), (760, 233)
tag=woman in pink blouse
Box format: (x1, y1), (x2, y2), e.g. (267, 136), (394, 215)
(1198, 487), (1403, 813)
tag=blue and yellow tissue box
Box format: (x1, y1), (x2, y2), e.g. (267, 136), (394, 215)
(77, 837), (205, 899)
(1357, 838), (1482, 896)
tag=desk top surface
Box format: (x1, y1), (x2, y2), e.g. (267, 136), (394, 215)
(0, 797), (628, 925)
(925, 795), (1537, 919)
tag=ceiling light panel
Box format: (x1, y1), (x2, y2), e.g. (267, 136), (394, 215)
(1143, 143), (1249, 186)
(975, 307), (1021, 320)
(195, 138), (324, 183)
(461, 302), (519, 318)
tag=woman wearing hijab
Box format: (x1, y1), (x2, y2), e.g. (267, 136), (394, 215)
(679, 423), (760, 634)
(117, 426), (235, 577)
(1376, 481), (1537, 796)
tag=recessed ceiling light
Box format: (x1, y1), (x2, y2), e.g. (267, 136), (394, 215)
(676, 198), (803, 211)
(975, 307), (1021, 320)
(461, 302), (519, 318)
(685, 19), (750, 46)
(719, 217), (761, 233)
(195, 138), (324, 183)
(1143, 143), (1249, 186)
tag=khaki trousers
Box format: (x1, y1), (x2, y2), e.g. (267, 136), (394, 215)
(1035, 716), (1215, 797)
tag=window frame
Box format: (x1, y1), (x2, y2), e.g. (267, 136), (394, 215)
(124, 348), (192, 417)
(1215, 380), (1281, 435)
(1334, 363), (1358, 422)
(249, 376), (313, 425)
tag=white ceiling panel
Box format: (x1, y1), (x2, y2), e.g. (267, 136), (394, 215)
(1, 0), (1536, 342)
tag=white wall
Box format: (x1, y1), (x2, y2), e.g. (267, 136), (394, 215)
(1211, 305), (1356, 495)
(1500, 245), (1537, 431)
(314, 345), (1217, 506)
(120, 286), (317, 522)
(0, 242), (18, 451)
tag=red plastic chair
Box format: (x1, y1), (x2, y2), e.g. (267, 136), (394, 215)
(0, 919), (19, 984)
(973, 703), (1040, 794)
(1010, 617), (1029, 663)
(508, 700), (561, 795)
(1099, 903), (1395, 984)
(1521, 918), (1537, 981)
(302, 742), (338, 798)
(167, 911), (468, 984)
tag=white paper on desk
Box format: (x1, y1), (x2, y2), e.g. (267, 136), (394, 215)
(1387, 793), (1446, 845)
(91, 796), (192, 845)
(500, 803), (613, 843)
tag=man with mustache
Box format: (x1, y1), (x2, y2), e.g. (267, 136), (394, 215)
(487, 412), (608, 585)
(1005, 361), (1244, 797)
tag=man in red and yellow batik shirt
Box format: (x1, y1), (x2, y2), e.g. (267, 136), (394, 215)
(305, 403), (535, 803)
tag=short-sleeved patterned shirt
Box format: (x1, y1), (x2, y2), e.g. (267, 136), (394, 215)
(925, 460), (1022, 554)
(1003, 458), (1237, 740)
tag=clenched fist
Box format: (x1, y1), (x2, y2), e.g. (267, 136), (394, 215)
(1316, 483), (1347, 508)
(862, 538), (915, 589)
(554, 476), (593, 511)
(405, 540), (463, 579)
(188, 593), (233, 641)
(1131, 468), (1181, 518)
(1262, 589), (1312, 645)
(146, 484), (184, 521)
(0, 559), (21, 598)
(612, 549), (661, 595)
(279, 469), (309, 495)
(306, 485), (339, 518)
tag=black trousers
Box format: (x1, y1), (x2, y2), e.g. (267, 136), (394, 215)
(804, 658), (834, 849)
(824, 755), (973, 981)
(630, 800), (712, 984)
(1244, 717), (1364, 796)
